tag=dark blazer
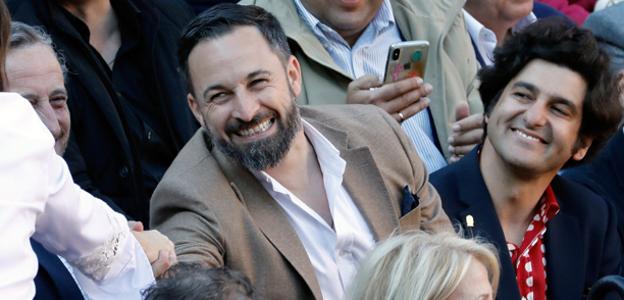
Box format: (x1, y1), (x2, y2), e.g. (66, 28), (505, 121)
(151, 105), (452, 299)
(32, 240), (83, 300)
(431, 149), (622, 300)
(564, 129), (624, 245)
(8, 0), (197, 224)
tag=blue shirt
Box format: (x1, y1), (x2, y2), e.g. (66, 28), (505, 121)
(294, 0), (447, 173)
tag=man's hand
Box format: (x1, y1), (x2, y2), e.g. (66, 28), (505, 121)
(347, 75), (432, 122)
(129, 221), (177, 278)
(448, 102), (484, 162)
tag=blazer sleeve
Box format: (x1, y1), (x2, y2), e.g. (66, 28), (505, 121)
(150, 172), (226, 267)
(375, 108), (454, 233)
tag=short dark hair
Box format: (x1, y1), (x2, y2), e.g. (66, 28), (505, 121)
(178, 3), (291, 93)
(142, 263), (255, 300)
(479, 17), (623, 166)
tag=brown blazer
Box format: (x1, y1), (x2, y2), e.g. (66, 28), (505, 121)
(150, 105), (452, 299)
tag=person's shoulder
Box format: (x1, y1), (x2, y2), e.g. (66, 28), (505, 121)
(429, 154), (468, 194)
(552, 176), (611, 218)
(392, 0), (461, 18)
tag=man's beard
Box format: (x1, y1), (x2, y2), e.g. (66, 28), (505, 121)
(207, 101), (301, 171)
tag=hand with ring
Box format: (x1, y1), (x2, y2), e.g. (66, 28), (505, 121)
(346, 75), (432, 123)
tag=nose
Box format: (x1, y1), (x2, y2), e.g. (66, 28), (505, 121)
(231, 89), (260, 122)
(523, 102), (548, 128)
(37, 102), (62, 139)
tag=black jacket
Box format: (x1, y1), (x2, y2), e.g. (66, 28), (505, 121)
(431, 149), (622, 299)
(8, 0), (198, 224)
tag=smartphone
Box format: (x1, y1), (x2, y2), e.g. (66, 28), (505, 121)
(383, 41), (429, 84)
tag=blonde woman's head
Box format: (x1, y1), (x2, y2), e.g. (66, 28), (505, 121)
(347, 231), (500, 300)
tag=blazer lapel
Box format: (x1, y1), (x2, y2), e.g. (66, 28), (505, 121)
(544, 181), (584, 299)
(306, 118), (399, 241)
(453, 151), (521, 300)
(211, 146), (323, 300)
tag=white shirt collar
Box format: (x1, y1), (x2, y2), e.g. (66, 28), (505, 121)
(463, 9), (536, 65)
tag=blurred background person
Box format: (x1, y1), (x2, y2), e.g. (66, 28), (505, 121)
(0, 3), (175, 297)
(7, 0), (198, 225)
(346, 231), (499, 300)
(239, 0), (484, 173)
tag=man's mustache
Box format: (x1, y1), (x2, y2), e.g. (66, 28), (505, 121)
(225, 110), (277, 134)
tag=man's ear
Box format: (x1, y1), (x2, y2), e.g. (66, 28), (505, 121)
(572, 136), (593, 161)
(187, 93), (204, 125)
(286, 55), (302, 97)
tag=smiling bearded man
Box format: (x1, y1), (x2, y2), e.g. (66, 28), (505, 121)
(149, 4), (453, 300)
(430, 18), (623, 300)
(212, 88), (301, 171)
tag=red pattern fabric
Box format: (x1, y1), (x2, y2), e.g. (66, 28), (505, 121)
(507, 186), (560, 300)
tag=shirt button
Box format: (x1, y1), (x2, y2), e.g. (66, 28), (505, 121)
(146, 130), (153, 141)
(119, 166), (129, 178)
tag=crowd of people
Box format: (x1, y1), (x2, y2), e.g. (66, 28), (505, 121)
(1, 0), (623, 299)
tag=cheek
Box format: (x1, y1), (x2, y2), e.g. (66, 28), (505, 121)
(202, 108), (229, 136)
(57, 108), (71, 131)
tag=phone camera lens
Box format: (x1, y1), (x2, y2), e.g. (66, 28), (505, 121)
(392, 49), (400, 60)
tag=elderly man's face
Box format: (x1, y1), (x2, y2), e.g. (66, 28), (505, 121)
(300, 0), (384, 45)
(186, 26), (303, 170)
(6, 44), (70, 155)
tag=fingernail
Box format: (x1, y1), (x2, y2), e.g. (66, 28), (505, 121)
(447, 136), (454, 144)
(424, 84), (433, 93)
(452, 124), (460, 131)
(415, 77), (423, 85)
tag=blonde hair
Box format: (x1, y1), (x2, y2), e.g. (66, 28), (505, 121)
(346, 231), (500, 300)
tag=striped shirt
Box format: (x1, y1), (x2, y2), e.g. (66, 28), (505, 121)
(293, 0), (448, 173)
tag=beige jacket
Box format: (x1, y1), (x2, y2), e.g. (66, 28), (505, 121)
(239, 0), (482, 159)
(150, 105), (452, 299)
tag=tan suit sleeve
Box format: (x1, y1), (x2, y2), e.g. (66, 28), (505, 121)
(150, 174), (225, 267)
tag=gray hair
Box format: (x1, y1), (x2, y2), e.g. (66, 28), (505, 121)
(9, 21), (68, 76)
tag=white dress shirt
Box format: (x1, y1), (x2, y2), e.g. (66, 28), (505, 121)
(0, 93), (154, 299)
(253, 120), (375, 300)
(294, 0), (448, 173)
(463, 10), (537, 67)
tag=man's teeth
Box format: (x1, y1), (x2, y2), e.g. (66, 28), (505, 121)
(515, 129), (540, 142)
(239, 119), (272, 137)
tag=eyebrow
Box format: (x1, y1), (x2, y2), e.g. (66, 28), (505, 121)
(201, 69), (271, 100)
(512, 81), (579, 113)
